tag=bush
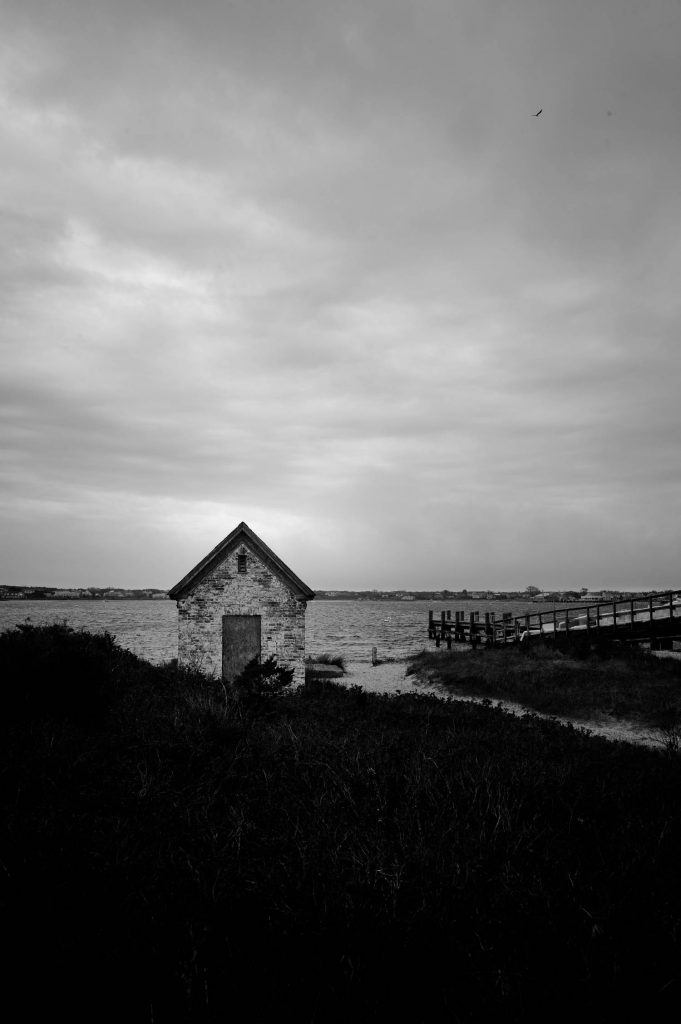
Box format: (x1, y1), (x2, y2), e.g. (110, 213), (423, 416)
(6, 627), (681, 1020)
(232, 656), (294, 706)
(0, 622), (141, 723)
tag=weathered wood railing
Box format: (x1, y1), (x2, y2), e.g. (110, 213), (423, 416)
(428, 590), (681, 649)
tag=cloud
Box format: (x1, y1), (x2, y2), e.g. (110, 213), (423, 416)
(1, 0), (680, 589)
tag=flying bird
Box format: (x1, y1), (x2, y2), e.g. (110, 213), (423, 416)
(532, 108), (543, 117)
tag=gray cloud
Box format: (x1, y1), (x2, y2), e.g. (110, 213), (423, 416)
(1, 0), (680, 589)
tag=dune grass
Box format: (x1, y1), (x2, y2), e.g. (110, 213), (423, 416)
(408, 640), (681, 729)
(2, 624), (681, 1021)
(305, 652), (346, 683)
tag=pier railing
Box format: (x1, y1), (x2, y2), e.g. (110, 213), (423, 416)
(428, 590), (681, 649)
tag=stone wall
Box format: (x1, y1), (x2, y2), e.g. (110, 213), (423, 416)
(176, 540), (307, 685)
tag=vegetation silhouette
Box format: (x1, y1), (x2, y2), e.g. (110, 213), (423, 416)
(2, 624), (681, 1021)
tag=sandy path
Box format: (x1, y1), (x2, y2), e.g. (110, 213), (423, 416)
(340, 658), (665, 751)
(342, 659), (423, 694)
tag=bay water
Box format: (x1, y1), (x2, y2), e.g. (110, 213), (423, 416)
(0, 597), (553, 665)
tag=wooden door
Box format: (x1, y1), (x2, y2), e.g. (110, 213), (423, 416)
(222, 615), (261, 683)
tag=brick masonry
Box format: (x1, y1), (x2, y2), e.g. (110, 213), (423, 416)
(176, 539), (308, 686)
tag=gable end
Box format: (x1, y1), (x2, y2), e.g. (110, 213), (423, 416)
(168, 522), (315, 601)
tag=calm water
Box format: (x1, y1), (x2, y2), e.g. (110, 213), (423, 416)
(0, 598), (558, 665)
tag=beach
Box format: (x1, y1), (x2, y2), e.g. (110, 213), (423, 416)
(341, 651), (666, 750)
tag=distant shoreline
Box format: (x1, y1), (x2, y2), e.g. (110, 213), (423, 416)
(0, 587), (665, 603)
(0, 592), (169, 601)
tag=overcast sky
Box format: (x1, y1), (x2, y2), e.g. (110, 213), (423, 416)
(1, 0), (680, 592)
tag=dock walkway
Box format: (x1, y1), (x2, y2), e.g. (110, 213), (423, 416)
(428, 590), (681, 650)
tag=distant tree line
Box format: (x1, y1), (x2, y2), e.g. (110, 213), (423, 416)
(0, 585), (168, 601)
(315, 588), (650, 602)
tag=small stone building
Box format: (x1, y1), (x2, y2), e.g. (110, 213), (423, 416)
(168, 522), (315, 686)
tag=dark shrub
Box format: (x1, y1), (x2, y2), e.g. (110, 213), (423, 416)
(232, 655), (294, 706)
(0, 622), (138, 722)
(4, 628), (681, 1020)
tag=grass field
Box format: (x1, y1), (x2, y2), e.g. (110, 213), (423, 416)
(2, 624), (681, 1021)
(408, 641), (681, 732)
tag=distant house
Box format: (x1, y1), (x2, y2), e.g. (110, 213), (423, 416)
(168, 522), (315, 686)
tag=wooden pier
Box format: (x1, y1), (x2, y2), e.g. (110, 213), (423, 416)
(428, 590), (681, 650)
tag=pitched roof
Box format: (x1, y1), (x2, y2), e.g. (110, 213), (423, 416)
(168, 522), (316, 601)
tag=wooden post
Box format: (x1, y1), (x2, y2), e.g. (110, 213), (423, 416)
(371, 646), (378, 665)
(596, 603), (601, 635)
(524, 614), (530, 639)
(612, 601), (618, 635)
(630, 599), (635, 638)
(485, 612), (491, 645)
(469, 612), (475, 646)
(428, 609), (434, 639)
(649, 595), (656, 650)
(553, 609), (558, 637)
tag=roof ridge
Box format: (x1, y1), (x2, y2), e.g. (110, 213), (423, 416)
(168, 522), (315, 601)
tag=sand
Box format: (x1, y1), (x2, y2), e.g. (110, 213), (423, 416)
(341, 658), (422, 694)
(340, 657), (666, 751)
